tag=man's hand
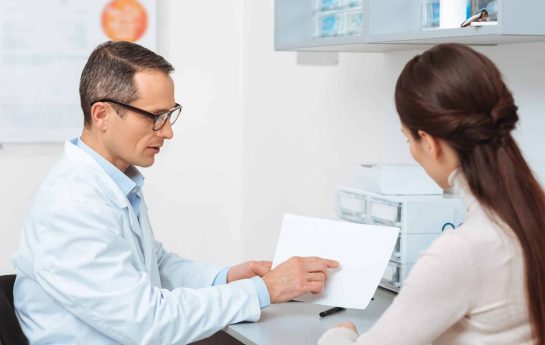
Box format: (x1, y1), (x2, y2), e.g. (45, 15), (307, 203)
(262, 256), (339, 303)
(227, 261), (272, 283)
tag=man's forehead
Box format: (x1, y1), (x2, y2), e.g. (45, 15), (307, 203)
(133, 70), (173, 86)
(132, 70), (175, 111)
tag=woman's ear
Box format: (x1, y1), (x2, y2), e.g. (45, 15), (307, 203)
(417, 130), (442, 159)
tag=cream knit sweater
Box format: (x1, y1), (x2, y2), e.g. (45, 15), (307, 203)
(318, 171), (533, 345)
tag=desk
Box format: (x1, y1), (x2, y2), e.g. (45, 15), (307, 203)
(225, 287), (396, 345)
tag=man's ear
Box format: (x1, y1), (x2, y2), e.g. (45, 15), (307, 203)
(417, 130), (442, 159)
(90, 102), (110, 132)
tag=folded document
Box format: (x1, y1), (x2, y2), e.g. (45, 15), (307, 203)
(272, 214), (399, 309)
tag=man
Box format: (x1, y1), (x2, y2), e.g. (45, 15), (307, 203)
(11, 41), (338, 344)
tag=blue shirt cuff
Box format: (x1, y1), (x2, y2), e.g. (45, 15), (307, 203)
(212, 267), (229, 286)
(250, 277), (270, 309)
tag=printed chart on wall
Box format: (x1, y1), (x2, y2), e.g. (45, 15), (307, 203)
(0, 0), (156, 143)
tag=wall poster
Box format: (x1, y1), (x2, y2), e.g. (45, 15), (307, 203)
(0, 0), (156, 142)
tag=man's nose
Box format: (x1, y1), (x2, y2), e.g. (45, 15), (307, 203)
(157, 120), (174, 140)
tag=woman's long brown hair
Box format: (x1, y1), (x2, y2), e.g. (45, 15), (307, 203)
(395, 43), (545, 344)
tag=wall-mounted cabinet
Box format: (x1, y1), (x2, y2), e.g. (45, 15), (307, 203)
(275, 0), (545, 51)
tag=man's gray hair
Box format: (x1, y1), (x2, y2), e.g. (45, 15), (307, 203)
(79, 41), (174, 128)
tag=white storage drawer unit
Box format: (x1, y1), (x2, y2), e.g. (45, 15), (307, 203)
(336, 186), (466, 292)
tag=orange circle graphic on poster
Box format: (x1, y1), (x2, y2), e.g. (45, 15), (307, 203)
(101, 0), (148, 42)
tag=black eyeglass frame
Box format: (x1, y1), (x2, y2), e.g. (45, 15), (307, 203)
(90, 98), (182, 131)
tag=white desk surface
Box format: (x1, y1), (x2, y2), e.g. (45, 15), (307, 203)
(225, 287), (396, 345)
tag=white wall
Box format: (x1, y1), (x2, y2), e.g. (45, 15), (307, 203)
(238, 1), (545, 260)
(143, 0), (247, 266)
(0, 144), (62, 274)
(1, 0), (545, 272)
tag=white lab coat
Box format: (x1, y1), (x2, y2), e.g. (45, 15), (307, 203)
(11, 138), (261, 345)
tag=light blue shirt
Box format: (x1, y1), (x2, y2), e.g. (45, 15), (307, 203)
(75, 138), (269, 307)
(76, 138), (144, 218)
(12, 138), (268, 344)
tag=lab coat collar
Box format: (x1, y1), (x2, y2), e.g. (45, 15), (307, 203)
(64, 137), (130, 209)
(75, 137), (144, 198)
(64, 137), (153, 266)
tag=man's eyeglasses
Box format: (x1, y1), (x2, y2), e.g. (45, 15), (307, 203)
(90, 99), (182, 131)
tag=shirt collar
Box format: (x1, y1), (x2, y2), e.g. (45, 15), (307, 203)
(75, 137), (144, 197)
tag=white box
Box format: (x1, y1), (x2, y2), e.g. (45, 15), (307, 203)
(353, 164), (443, 195)
(336, 186), (466, 234)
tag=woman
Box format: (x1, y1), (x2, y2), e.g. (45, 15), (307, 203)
(319, 44), (545, 345)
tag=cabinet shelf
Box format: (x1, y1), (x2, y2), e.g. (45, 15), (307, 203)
(275, 0), (545, 51)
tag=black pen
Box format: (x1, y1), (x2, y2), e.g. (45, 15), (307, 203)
(319, 306), (345, 317)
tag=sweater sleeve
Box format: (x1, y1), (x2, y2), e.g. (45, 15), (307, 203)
(319, 230), (474, 345)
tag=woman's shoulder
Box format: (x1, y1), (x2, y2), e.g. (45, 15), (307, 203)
(417, 207), (521, 290)
(443, 205), (517, 255)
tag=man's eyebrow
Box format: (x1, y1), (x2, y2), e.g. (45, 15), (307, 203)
(149, 108), (169, 114)
(148, 105), (175, 114)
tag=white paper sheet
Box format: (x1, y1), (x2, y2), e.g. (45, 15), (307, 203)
(272, 214), (399, 309)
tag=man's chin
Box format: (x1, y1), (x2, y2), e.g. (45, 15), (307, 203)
(135, 158), (155, 168)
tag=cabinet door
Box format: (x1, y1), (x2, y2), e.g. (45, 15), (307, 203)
(275, 0), (364, 51)
(501, 0), (545, 35)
